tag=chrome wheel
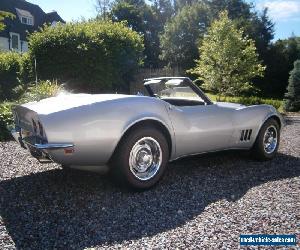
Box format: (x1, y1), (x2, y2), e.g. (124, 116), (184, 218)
(263, 125), (278, 154)
(129, 137), (162, 181)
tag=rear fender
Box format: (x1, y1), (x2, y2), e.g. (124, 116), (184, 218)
(112, 115), (176, 160)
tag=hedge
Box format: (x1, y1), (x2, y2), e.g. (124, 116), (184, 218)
(0, 101), (14, 140)
(28, 20), (144, 93)
(206, 93), (283, 111)
(0, 52), (33, 102)
(0, 52), (20, 101)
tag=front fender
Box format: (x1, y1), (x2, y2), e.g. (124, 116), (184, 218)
(231, 104), (284, 148)
(259, 106), (285, 130)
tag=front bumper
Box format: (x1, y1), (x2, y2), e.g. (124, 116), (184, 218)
(11, 127), (74, 163)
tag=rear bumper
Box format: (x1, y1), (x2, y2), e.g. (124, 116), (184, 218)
(11, 127), (74, 163)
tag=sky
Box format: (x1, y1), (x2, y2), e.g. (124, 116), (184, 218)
(28, 0), (300, 41)
(246, 0), (300, 40)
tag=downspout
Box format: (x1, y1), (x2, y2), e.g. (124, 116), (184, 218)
(7, 28), (11, 50)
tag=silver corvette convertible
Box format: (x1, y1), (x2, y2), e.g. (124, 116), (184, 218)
(11, 77), (284, 189)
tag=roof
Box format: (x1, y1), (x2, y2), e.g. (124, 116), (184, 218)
(15, 8), (33, 18)
(44, 11), (65, 23)
(0, 0), (65, 41)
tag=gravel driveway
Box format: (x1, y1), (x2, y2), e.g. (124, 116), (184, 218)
(0, 115), (299, 249)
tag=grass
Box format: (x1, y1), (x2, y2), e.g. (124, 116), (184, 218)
(205, 93), (283, 112)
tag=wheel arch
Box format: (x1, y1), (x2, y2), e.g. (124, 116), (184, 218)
(253, 114), (283, 144)
(251, 114), (282, 159)
(110, 118), (173, 162)
(261, 114), (283, 130)
(268, 115), (282, 129)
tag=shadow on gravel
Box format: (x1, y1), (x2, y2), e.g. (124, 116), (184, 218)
(0, 151), (299, 249)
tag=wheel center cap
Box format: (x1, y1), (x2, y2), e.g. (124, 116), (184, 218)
(143, 155), (151, 163)
(137, 150), (153, 171)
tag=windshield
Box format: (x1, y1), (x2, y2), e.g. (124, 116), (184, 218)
(145, 78), (204, 102)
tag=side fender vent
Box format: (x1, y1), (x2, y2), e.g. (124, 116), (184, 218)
(240, 129), (252, 141)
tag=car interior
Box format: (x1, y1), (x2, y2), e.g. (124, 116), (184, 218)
(144, 78), (208, 106)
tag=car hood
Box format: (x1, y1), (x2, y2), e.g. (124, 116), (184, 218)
(21, 93), (132, 115)
(215, 101), (246, 109)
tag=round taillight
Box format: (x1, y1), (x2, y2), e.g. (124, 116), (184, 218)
(32, 119), (37, 133)
(38, 122), (44, 137)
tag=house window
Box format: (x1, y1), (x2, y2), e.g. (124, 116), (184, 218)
(10, 33), (20, 51)
(21, 16), (33, 25)
(16, 8), (34, 26)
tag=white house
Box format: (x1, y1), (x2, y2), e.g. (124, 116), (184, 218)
(0, 0), (64, 53)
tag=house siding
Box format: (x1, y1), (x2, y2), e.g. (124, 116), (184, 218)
(21, 40), (28, 52)
(0, 0), (64, 53)
(0, 37), (9, 51)
(0, 36), (29, 52)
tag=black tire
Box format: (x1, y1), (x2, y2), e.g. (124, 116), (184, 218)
(61, 164), (73, 173)
(61, 164), (70, 170)
(252, 118), (280, 160)
(110, 126), (169, 189)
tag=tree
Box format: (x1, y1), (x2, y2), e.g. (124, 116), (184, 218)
(95, 0), (114, 20)
(284, 60), (300, 112)
(160, 3), (209, 69)
(206, 0), (253, 21)
(160, 0), (274, 73)
(206, 1), (274, 64)
(249, 8), (274, 59)
(151, 0), (174, 25)
(245, 8), (275, 95)
(189, 11), (265, 99)
(173, 0), (197, 12)
(111, 0), (161, 67)
(0, 11), (15, 32)
(264, 36), (300, 97)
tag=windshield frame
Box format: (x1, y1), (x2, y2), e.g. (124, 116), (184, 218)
(143, 77), (213, 105)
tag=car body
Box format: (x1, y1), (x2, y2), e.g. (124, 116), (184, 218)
(11, 77), (284, 188)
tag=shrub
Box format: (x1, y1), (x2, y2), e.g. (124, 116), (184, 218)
(0, 102), (14, 140)
(28, 21), (144, 93)
(0, 52), (33, 102)
(20, 80), (63, 103)
(208, 93), (282, 111)
(0, 52), (22, 101)
(0, 81), (63, 141)
(234, 96), (282, 110)
(260, 98), (282, 110)
(228, 96), (281, 110)
(284, 60), (300, 112)
(19, 53), (35, 85)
